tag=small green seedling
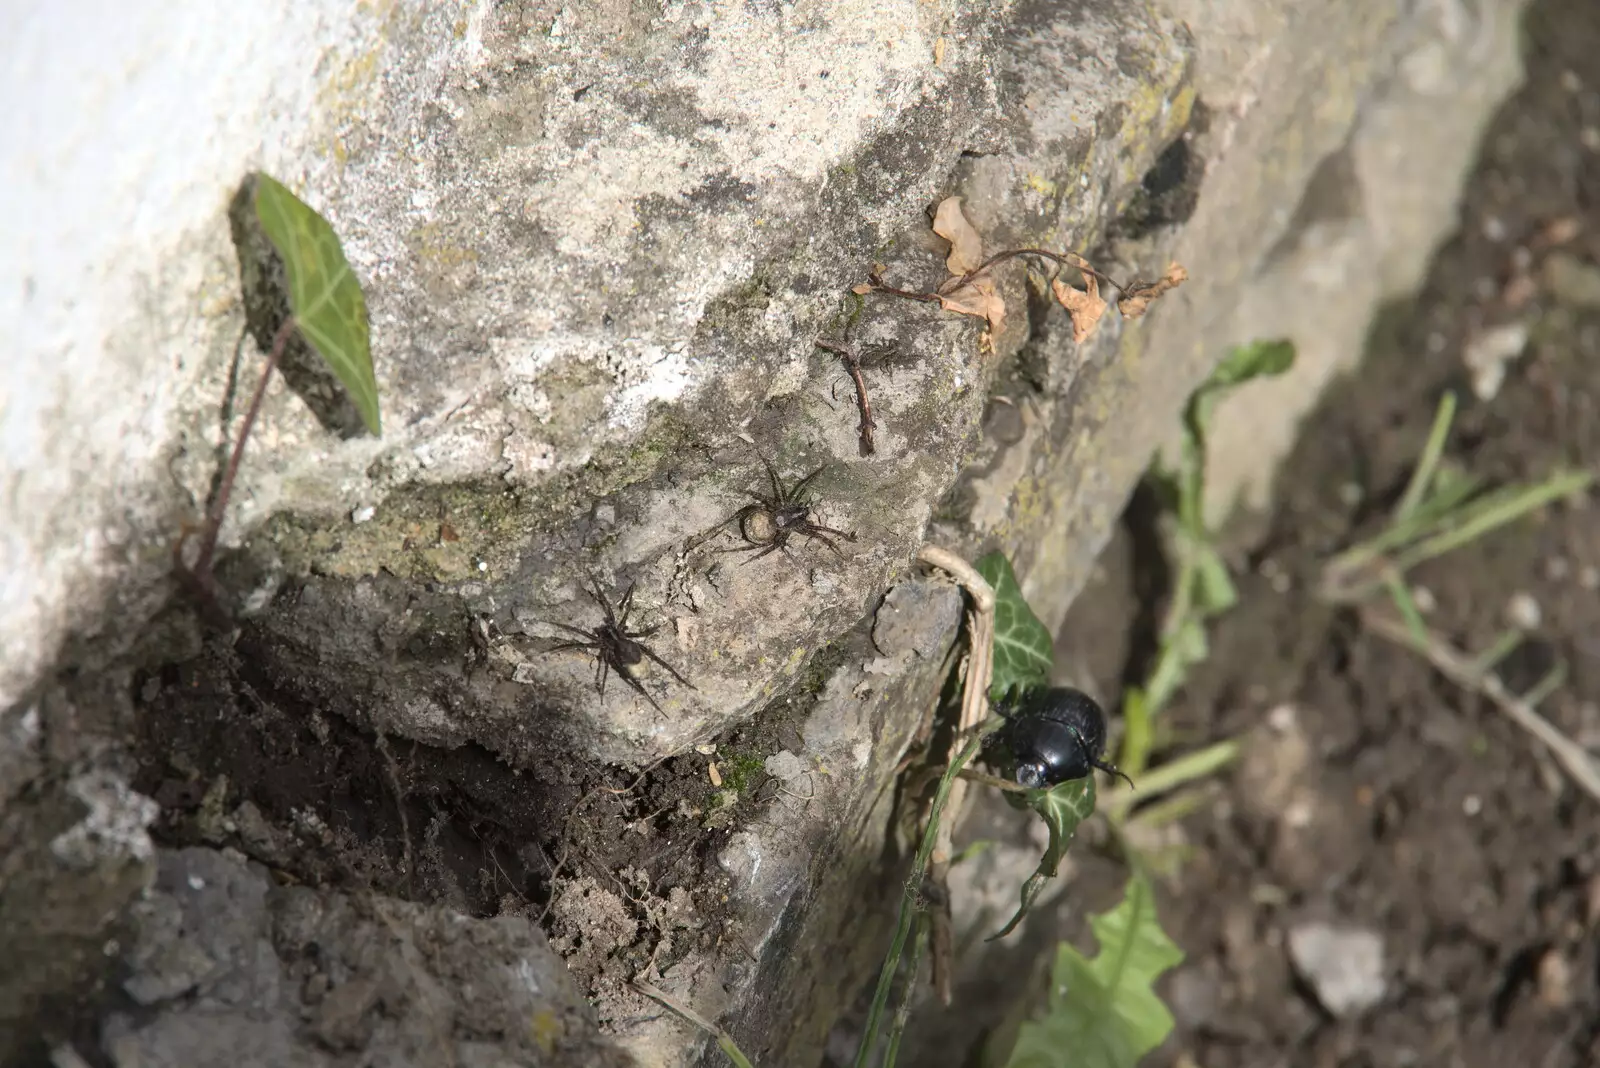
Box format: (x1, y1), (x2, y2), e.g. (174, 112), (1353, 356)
(1320, 389), (1592, 642)
(1115, 339), (1297, 784)
(178, 173), (379, 619)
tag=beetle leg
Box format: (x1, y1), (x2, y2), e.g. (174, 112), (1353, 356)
(1090, 757), (1136, 789)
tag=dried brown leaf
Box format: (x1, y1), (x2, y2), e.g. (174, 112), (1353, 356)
(1051, 274), (1106, 344)
(939, 276), (1005, 334)
(852, 283), (875, 295)
(932, 197), (985, 275)
(1117, 262), (1188, 320)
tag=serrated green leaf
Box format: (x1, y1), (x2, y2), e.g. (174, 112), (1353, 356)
(976, 551), (1054, 702)
(1003, 872), (1183, 1068)
(254, 173), (380, 435)
(1201, 338), (1296, 392)
(989, 777), (1095, 940)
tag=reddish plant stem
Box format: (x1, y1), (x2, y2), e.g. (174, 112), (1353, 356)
(815, 340), (876, 456)
(955, 247), (1131, 295)
(860, 247), (1133, 310)
(191, 316), (297, 581)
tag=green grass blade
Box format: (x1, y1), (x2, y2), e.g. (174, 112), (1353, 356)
(881, 914), (931, 1068)
(1394, 392), (1457, 523)
(1102, 738), (1239, 819)
(854, 724), (996, 1068)
(1392, 469), (1593, 574)
(254, 173), (381, 435)
(1384, 573), (1429, 648)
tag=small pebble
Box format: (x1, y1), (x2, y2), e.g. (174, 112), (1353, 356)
(1506, 592), (1542, 631)
(1462, 794), (1482, 817)
(1268, 703), (1299, 733)
(1411, 586), (1437, 614)
(1287, 921), (1387, 1018)
(1537, 948), (1572, 1009)
(351, 504), (376, 524)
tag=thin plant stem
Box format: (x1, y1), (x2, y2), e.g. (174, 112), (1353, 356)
(881, 913), (931, 1068)
(955, 248), (1132, 295)
(192, 316), (297, 580)
(853, 724), (995, 1068)
(1100, 738), (1239, 816)
(632, 981), (756, 1068)
(1361, 609), (1600, 802)
(1394, 392), (1457, 522)
(815, 340), (877, 456)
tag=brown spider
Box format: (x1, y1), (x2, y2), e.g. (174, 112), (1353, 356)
(714, 458), (856, 566)
(542, 576), (693, 712)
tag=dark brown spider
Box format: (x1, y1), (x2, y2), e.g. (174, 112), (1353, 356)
(542, 576), (693, 712)
(714, 458), (856, 566)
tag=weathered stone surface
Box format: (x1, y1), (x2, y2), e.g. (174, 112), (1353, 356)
(100, 847), (625, 1067)
(0, 771), (158, 1063)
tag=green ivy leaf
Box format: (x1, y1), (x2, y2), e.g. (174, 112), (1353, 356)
(989, 777), (1095, 941)
(1003, 871), (1184, 1068)
(975, 551), (1054, 703)
(1202, 337), (1296, 393)
(254, 173), (380, 435)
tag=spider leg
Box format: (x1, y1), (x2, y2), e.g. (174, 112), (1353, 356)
(625, 624), (660, 640)
(738, 542), (783, 566)
(686, 510), (746, 550)
(759, 456), (785, 504)
(596, 653), (611, 697)
(615, 582), (638, 627)
(544, 638), (600, 654)
(638, 645), (694, 690)
(581, 574), (617, 624)
(802, 529), (848, 560)
(789, 464), (830, 501)
(808, 521), (856, 542)
(617, 667), (665, 713)
(544, 620), (602, 642)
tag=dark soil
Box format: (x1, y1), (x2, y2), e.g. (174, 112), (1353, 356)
(1056, 2), (1600, 1065)
(126, 614), (814, 1011)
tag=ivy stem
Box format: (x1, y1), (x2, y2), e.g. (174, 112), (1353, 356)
(190, 315), (297, 585)
(955, 247), (1132, 295)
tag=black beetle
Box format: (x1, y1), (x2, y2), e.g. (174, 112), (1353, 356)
(993, 686), (1134, 790)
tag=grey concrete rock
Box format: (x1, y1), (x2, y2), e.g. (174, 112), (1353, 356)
(104, 847), (627, 1068)
(0, 772), (158, 1063)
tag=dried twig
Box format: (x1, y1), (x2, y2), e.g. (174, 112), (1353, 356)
(914, 544), (996, 1005)
(1361, 609), (1600, 803)
(815, 340), (876, 456)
